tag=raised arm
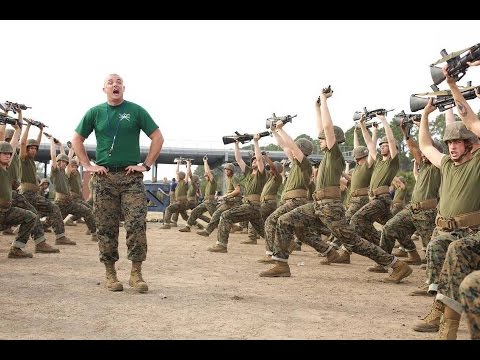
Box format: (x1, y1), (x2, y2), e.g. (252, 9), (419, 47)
(360, 116), (377, 161)
(36, 124), (43, 148)
(19, 122), (31, 160)
(253, 134), (264, 173)
(203, 156), (214, 182)
(400, 118), (422, 164)
(50, 136), (58, 169)
(7, 123), (21, 167)
(263, 152), (277, 175)
(271, 124), (293, 161)
(186, 159), (192, 180)
(274, 121), (302, 162)
(418, 98), (444, 168)
(319, 87), (336, 149)
(377, 114), (398, 159)
(445, 107), (456, 126)
(234, 141), (246, 173)
(412, 159), (419, 180)
(353, 125), (360, 148)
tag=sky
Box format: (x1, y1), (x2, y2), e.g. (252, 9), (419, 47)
(2, 20), (480, 177)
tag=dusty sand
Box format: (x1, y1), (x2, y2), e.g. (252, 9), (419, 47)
(0, 214), (471, 340)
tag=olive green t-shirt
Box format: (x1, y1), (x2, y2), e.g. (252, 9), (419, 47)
(8, 151), (21, 186)
(369, 154), (400, 191)
(393, 186), (406, 202)
(315, 142), (345, 190)
(187, 182), (199, 198)
(50, 167), (70, 195)
(307, 180), (316, 201)
(20, 157), (37, 185)
(204, 177), (217, 197)
(69, 171), (82, 196)
(175, 180), (188, 198)
(0, 167), (12, 201)
(243, 166), (267, 196)
(226, 175), (240, 195)
(75, 100), (159, 167)
(261, 173), (282, 199)
(438, 153), (480, 217)
(282, 157), (312, 194)
(411, 162), (441, 203)
(350, 162), (373, 192)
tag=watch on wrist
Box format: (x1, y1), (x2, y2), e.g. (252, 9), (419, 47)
(142, 163), (151, 171)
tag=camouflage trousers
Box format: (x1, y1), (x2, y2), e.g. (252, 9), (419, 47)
(247, 200), (277, 241)
(94, 171), (147, 263)
(459, 270), (480, 339)
(55, 197), (96, 234)
(350, 194), (392, 245)
(205, 199), (242, 234)
(217, 201), (265, 247)
(22, 190), (66, 238)
(425, 227), (475, 291)
(390, 202), (405, 216)
(264, 198), (308, 254)
(11, 190), (46, 244)
(435, 235), (480, 316)
(330, 196), (367, 251)
(186, 200), (217, 227)
(380, 206), (436, 254)
(165, 201), (188, 224)
(0, 205), (36, 248)
(272, 202), (331, 260)
(283, 200), (394, 266)
(70, 194), (93, 222)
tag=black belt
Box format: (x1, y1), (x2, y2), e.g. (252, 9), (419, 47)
(106, 166), (130, 172)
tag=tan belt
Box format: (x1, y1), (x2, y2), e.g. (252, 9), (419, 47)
(204, 195), (215, 201)
(176, 195), (188, 202)
(436, 211), (480, 231)
(392, 200), (405, 206)
(313, 186), (341, 201)
(21, 182), (39, 192)
(369, 185), (390, 199)
(0, 199), (12, 209)
(55, 192), (72, 201)
(187, 197), (197, 201)
(261, 194), (277, 201)
(411, 198), (438, 211)
(283, 189), (307, 200)
(245, 194), (261, 202)
(350, 187), (369, 197)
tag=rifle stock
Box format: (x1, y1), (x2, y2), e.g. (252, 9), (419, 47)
(222, 130), (271, 145)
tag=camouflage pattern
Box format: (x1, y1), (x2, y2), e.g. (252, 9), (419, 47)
(186, 201), (217, 227)
(345, 196), (369, 221)
(350, 194), (392, 245)
(22, 190), (66, 238)
(304, 200), (395, 266)
(459, 270), (480, 339)
(216, 202), (265, 247)
(380, 206), (436, 254)
(272, 202), (331, 259)
(247, 199), (277, 240)
(165, 201), (189, 224)
(55, 197), (96, 234)
(436, 236), (480, 316)
(0, 205), (36, 248)
(204, 198), (242, 234)
(391, 202), (405, 216)
(264, 198), (309, 253)
(94, 171), (147, 263)
(11, 190), (47, 244)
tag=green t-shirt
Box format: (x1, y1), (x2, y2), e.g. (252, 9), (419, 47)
(283, 157), (312, 194)
(68, 171), (82, 196)
(369, 154), (400, 191)
(187, 182), (199, 198)
(226, 175), (240, 194)
(393, 186), (406, 202)
(261, 173), (282, 198)
(50, 167), (70, 195)
(411, 162), (441, 203)
(350, 162), (373, 192)
(8, 151), (21, 186)
(20, 157), (37, 185)
(0, 167), (12, 201)
(438, 153), (480, 217)
(175, 180), (188, 198)
(307, 180), (316, 201)
(204, 177), (217, 197)
(243, 166), (267, 196)
(315, 142), (345, 190)
(75, 100), (159, 167)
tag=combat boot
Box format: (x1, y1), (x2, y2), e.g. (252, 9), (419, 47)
(129, 261), (148, 293)
(104, 262), (123, 292)
(170, 222), (178, 227)
(392, 248), (407, 257)
(367, 263), (388, 273)
(320, 249), (340, 265)
(404, 249), (422, 265)
(259, 261), (291, 277)
(76, 218), (85, 224)
(2, 227), (15, 235)
(437, 318), (460, 340)
(160, 224), (171, 229)
(35, 241), (60, 253)
(64, 215), (77, 226)
(240, 237), (257, 245)
(55, 236), (76, 245)
(230, 224), (242, 233)
(409, 283), (434, 297)
(179, 226), (191, 232)
(288, 241), (301, 253)
(7, 246), (33, 259)
(197, 230), (210, 237)
(257, 255), (275, 264)
(412, 300), (444, 332)
(207, 244), (227, 253)
(91, 233), (98, 242)
(195, 222), (204, 230)
(384, 260), (412, 283)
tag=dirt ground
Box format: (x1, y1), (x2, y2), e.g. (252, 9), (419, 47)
(0, 214), (471, 340)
